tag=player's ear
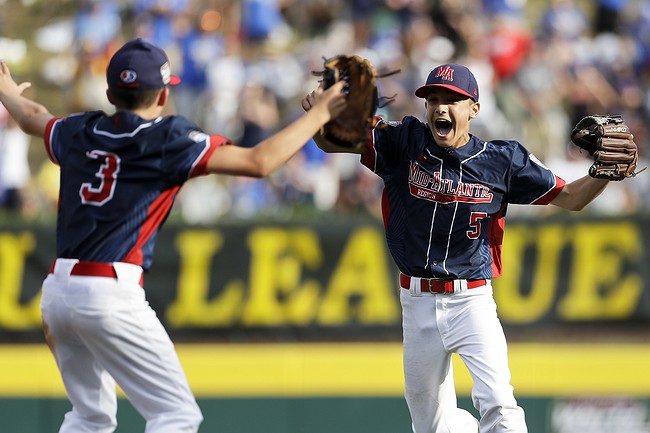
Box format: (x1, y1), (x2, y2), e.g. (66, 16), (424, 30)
(106, 89), (114, 105)
(157, 88), (169, 107)
(469, 101), (480, 119)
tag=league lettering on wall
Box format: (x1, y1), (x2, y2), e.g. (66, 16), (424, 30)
(0, 215), (648, 341)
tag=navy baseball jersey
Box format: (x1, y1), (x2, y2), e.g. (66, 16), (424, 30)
(44, 111), (229, 270)
(362, 116), (566, 280)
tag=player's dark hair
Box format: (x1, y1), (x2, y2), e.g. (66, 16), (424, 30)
(108, 87), (162, 110)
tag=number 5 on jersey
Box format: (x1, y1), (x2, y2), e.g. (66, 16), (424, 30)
(467, 212), (488, 239)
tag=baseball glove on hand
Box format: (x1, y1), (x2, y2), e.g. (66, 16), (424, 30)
(313, 55), (395, 148)
(570, 114), (644, 180)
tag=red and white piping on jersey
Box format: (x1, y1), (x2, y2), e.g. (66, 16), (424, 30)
(488, 208), (506, 277)
(532, 176), (566, 204)
(44, 117), (63, 165)
(189, 134), (231, 177)
(92, 117), (163, 138)
(360, 129), (378, 172)
(362, 127), (387, 228)
(122, 186), (179, 266)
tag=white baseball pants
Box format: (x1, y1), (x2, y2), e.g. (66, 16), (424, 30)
(400, 281), (527, 433)
(41, 259), (203, 433)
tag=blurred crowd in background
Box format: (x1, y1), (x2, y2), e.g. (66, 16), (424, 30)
(1, 0), (650, 223)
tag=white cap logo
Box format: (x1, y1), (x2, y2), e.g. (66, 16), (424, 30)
(160, 62), (171, 86)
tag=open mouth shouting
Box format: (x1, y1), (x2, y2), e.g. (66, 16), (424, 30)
(434, 118), (453, 137)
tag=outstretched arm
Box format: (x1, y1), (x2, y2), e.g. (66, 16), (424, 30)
(0, 61), (53, 137)
(205, 81), (348, 177)
(550, 175), (609, 211)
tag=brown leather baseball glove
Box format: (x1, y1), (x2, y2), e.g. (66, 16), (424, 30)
(313, 55), (381, 148)
(570, 114), (644, 180)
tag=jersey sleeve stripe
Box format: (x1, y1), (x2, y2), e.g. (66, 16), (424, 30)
(360, 129), (378, 172)
(188, 134), (230, 178)
(532, 175), (566, 205)
(488, 209), (506, 278)
(44, 117), (62, 165)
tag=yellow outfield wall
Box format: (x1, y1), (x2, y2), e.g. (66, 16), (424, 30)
(1, 342), (650, 398)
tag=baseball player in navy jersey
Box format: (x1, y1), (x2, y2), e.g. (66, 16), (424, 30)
(303, 63), (614, 433)
(0, 38), (346, 433)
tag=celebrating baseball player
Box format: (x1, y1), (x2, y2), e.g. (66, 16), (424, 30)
(302, 61), (640, 433)
(0, 38), (346, 433)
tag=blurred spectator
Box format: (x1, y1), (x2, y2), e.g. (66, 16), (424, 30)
(460, 12), (515, 140)
(176, 176), (232, 225)
(132, 0), (190, 50)
(349, 0), (382, 47)
(511, 40), (571, 160)
(239, 0), (284, 42)
(237, 82), (280, 148)
(282, 0), (343, 37)
(482, 0), (527, 16)
(173, 9), (226, 129)
(622, 1), (650, 71)
(70, 0), (122, 113)
(428, 0), (474, 56)
(0, 105), (31, 214)
(74, 0), (122, 54)
(203, 54), (247, 139)
(333, 158), (383, 218)
(539, 0), (589, 42)
(229, 176), (280, 219)
(593, 0), (629, 34)
(485, 12), (532, 82)
(32, 162), (61, 219)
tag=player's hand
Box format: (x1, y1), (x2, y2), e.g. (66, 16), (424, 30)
(0, 60), (32, 97)
(301, 79), (329, 112)
(0, 60), (53, 138)
(301, 89), (318, 112)
(301, 81), (347, 121)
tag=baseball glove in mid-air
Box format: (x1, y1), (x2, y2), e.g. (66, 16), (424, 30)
(313, 55), (396, 148)
(570, 114), (644, 180)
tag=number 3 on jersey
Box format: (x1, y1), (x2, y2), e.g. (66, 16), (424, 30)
(79, 150), (121, 206)
(467, 212), (488, 239)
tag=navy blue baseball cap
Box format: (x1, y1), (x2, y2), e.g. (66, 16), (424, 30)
(107, 38), (181, 90)
(415, 64), (479, 102)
